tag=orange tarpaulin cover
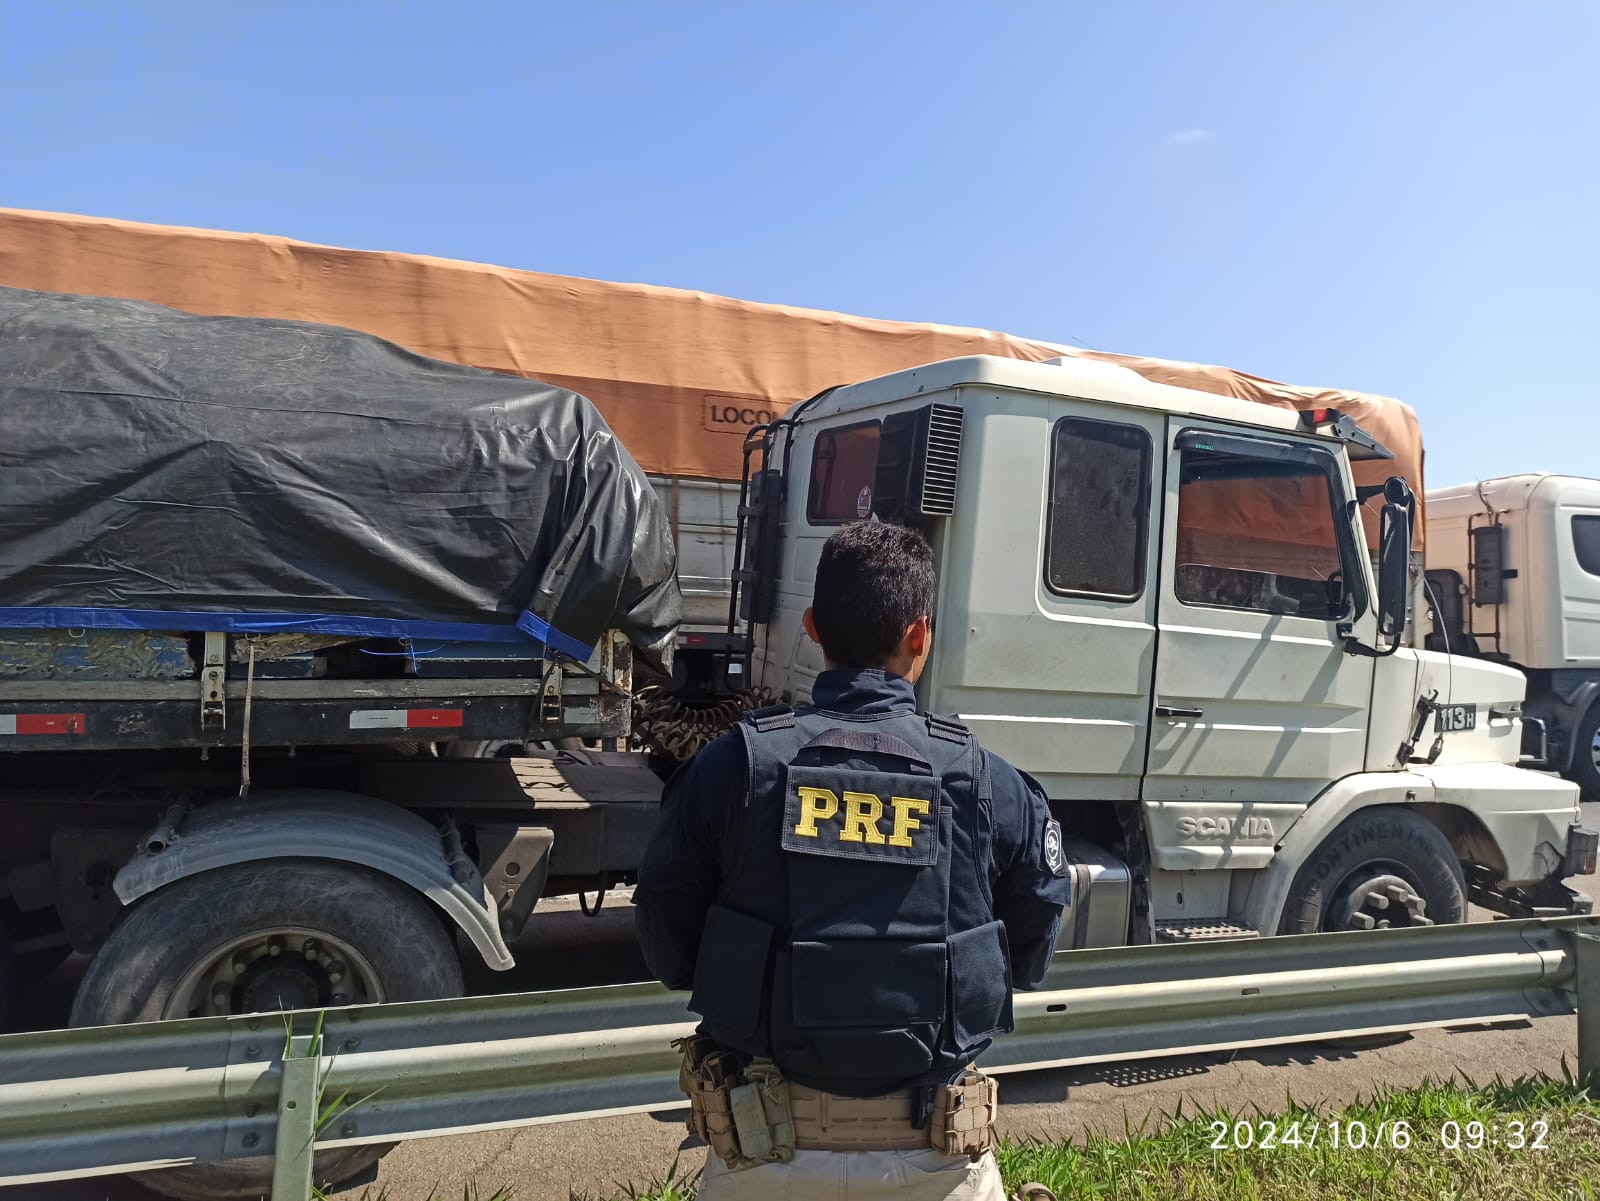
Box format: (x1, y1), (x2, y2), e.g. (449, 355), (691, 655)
(0, 207), (1423, 551)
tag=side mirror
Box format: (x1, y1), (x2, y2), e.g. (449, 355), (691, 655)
(1377, 478), (1413, 640)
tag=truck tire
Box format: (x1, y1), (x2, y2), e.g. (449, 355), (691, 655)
(1277, 807), (1467, 935)
(1564, 703), (1600, 802)
(71, 860), (464, 1201)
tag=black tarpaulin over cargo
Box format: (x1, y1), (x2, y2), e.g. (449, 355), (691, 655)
(0, 286), (680, 672)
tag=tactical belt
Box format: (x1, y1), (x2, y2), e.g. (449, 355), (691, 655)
(675, 1035), (999, 1166)
(789, 1082), (939, 1151)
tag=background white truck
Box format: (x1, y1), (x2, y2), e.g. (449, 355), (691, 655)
(735, 356), (1596, 945)
(1427, 474), (1600, 803)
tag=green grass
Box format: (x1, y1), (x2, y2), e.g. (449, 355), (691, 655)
(573, 1073), (1600, 1201)
(996, 1070), (1600, 1201)
(570, 1156), (700, 1201)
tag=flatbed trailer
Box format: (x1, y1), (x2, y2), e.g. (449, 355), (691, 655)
(0, 631), (635, 752)
(0, 286), (681, 1191)
(0, 625), (658, 970)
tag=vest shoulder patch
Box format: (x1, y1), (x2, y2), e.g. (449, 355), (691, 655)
(1044, 819), (1067, 877)
(781, 764), (940, 866)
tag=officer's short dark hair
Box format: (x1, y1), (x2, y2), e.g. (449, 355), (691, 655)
(811, 522), (936, 668)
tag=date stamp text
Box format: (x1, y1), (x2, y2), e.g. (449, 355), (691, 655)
(1208, 1118), (1551, 1152)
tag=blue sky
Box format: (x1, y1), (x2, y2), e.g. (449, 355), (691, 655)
(3, 2), (1596, 486)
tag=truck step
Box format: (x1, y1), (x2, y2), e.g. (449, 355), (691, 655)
(1154, 919), (1261, 943)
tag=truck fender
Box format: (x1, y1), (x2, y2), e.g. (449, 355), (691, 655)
(113, 790), (515, 971)
(1235, 771), (1436, 935)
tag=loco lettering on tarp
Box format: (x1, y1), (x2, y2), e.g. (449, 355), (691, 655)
(701, 393), (779, 435)
(780, 765), (940, 866)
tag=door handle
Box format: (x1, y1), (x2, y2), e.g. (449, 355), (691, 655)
(1154, 705), (1204, 720)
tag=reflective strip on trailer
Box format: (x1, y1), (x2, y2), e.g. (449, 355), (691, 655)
(0, 713), (86, 735)
(348, 708), (466, 730)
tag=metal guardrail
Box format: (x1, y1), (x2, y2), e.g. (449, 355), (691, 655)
(2, 916), (1597, 1196)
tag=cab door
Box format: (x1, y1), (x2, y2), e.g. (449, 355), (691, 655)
(924, 393), (1163, 803)
(1144, 423), (1377, 865)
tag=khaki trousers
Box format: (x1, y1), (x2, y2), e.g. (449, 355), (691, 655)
(696, 1147), (1007, 1200)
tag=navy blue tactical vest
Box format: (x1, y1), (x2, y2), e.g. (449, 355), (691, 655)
(687, 704), (1015, 1097)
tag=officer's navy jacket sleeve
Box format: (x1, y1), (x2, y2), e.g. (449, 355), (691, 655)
(633, 734), (746, 991)
(985, 751), (1071, 990)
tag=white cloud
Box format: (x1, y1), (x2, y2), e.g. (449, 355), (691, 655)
(1164, 127), (1213, 146)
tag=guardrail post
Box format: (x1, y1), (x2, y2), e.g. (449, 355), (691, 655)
(1577, 933), (1600, 1087)
(271, 1032), (324, 1201)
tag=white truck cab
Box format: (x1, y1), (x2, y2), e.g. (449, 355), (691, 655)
(1428, 473), (1600, 801)
(732, 356), (1594, 946)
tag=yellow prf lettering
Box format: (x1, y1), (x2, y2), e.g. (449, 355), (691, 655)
(793, 787), (840, 838)
(889, 796), (930, 847)
(840, 791), (887, 844)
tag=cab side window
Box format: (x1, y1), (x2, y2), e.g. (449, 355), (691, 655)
(1175, 444), (1348, 619)
(807, 421), (881, 524)
(1044, 417), (1152, 600)
(1573, 516), (1600, 576)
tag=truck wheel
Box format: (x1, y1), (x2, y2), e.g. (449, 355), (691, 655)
(1564, 703), (1600, 802)
(1278, 807), (1466, 935)
(71, 860), (464, 1201)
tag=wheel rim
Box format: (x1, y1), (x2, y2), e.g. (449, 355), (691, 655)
(163, 927), (385, 1020)
(1325, 865), (1435, 931)
(1588, 724), (1600, 773)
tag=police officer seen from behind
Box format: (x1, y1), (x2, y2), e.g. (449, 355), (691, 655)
(635, 521), (1071, 1201)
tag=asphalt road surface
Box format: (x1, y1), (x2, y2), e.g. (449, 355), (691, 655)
(14, 797), (1598, 1201)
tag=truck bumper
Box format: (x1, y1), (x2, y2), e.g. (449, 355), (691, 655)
(1466, 820), (1598, 919)
(1417, 762), (1581, 886)
(1564, 822), (1599, 877)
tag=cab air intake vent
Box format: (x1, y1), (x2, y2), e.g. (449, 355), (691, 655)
(873, 402), (965, 520)
(918, 403), (963, 515)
